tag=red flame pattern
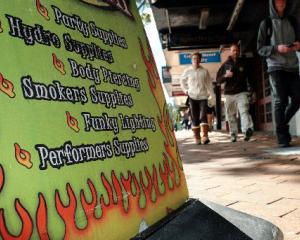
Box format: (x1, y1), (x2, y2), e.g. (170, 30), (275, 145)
(0, 20), (3, 33)
(52, 53), (66, 75)
(36, 0), (50, 20)
(139, 37), (184, 174)
(0, 199), (33, 239)
(66, 111), (80, 133)
(14, 143), (33, 169)
(0, 72), (16, 98)
(36, 193), (50, 240)
(0, 165), (4, 193)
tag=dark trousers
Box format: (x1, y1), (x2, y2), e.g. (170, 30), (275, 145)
(189, 98), (208, 127)
(269, 70), (300, 143)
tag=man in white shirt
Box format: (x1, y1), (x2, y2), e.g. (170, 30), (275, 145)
(180, 52), (215, 144)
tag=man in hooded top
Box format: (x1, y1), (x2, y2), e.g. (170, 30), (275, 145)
(257, 0), (300, 147)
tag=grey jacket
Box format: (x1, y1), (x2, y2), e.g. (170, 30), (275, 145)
(257, 0), (299, 73)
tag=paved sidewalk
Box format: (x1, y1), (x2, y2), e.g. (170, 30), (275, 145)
(176, 130), (300, 240)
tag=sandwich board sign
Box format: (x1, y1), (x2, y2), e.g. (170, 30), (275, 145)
(0, 0), (188, 239)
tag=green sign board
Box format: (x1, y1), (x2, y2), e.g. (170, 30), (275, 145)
(0, 0), (188, 239)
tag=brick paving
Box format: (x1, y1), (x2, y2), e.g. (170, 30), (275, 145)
(176, 130), (300, 240)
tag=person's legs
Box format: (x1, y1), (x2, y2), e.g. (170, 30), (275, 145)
(199, 100), (208, 124)
(269, 71), (289, 145)
(211, 107), (215, 130)
(285, 72), (300, 125)
(236, 92), (253, 141)
(225, 95), (238, 141)
(189, 98), (201, 144)
(199, 100), (210, 144)
(207, 106), (213, 131)
(183, 119), (188, 130)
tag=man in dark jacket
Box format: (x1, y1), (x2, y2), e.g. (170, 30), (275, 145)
(217, 44), (254, 142)
(257, 0), (300, 147)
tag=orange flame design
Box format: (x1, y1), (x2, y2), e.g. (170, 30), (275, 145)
(0, 199), (33, 239)
(139, 37), (185, 179)
(53, 164), (178, 238)
(0, 160), (179, 238)
(36, 193), (50, 240)
(80, 179), (99, 223)
(0, 73), (15, 98)
(0, 20), (3, 33)
(36, 0), (50, 20)
(14, 143), (33, 169)
(140, 165), (159, 203)
(0, 165), (4, 193)
(66, 111), (80, 132)
(55, 184), (78, 239)
(52, 53), (66, 75)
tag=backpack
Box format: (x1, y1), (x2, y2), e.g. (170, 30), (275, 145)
(264, 16), (298, 45)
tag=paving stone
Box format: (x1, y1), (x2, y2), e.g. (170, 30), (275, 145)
(176, 130), (300, 240)
(289, 208), (300, 219)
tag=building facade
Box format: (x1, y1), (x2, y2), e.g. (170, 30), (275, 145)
(163, 49), (300, 136)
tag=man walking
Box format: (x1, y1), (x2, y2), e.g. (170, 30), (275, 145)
(257, 0), (300, 147)
(180, 52), (215, 145)
(217, 44), (254, 142)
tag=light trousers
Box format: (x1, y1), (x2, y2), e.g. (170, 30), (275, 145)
(225, 92), (253, 134)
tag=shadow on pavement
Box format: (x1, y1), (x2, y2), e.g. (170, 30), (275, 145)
(176, 131), (300, 183)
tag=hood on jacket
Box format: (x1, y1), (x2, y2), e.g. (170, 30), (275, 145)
(269, 0), (295, 18)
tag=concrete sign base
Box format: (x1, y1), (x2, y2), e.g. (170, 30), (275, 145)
(133, 199), (283, 240)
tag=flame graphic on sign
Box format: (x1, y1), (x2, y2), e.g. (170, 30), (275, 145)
(0, 165), (4, 193)
(0, 73), (15, 98)
(139, 37), (184, 175)
(36, 0), (50, 20)
(14, 143), (33, 169)
(54, 164), (178, 239)
(0, 199), (33, 239)
(66, 111), (80, 132)
(0, 159), (180, 238)
(52, 53), (66, 75)
(36, 193), (50, 240)
(0, 20), (3, 33)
